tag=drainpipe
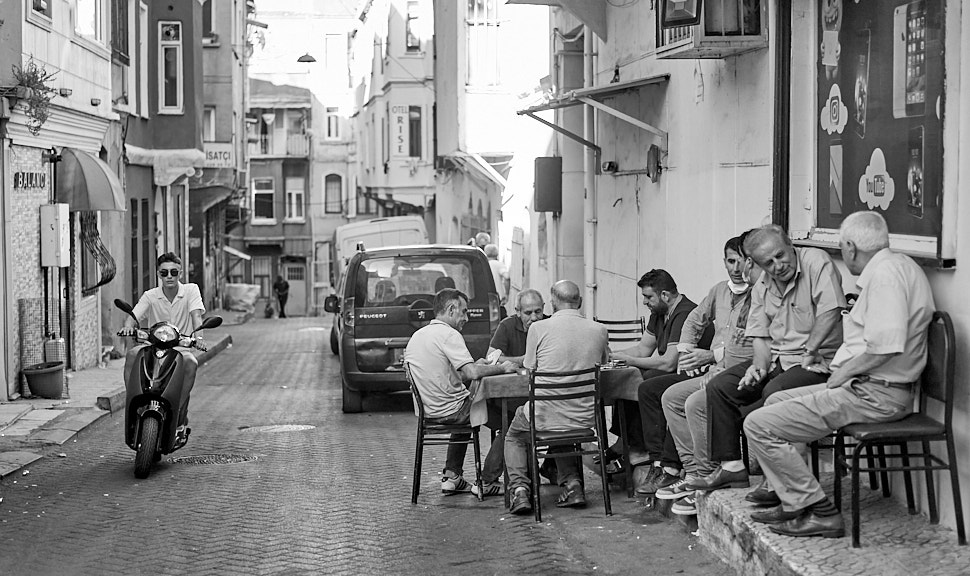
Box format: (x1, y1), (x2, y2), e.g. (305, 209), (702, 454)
(583, 28), (597, 315)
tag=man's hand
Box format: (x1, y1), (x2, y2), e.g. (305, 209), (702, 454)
(610, 352), (633, 363)
(194, 337), (207, 352)
(826, 369), (853, 389)
(498, 360), (518, 373)
(738, 364), (768, 389)
(679, 349), (715, 372)
(801, 349), (830, 374)
(117, 326), (136, 337)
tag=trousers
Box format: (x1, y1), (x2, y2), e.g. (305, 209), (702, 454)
(662, 369), (721, 479)
(505, 406), (582, 491)
(744, 381), (914, 511)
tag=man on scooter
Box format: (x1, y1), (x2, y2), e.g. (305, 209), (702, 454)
(118, 252), (206, 435)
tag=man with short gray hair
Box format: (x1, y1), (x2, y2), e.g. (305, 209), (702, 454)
(744, 211), (935, 539)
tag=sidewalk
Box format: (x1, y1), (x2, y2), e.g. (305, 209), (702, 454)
(0, 309), (245, 479)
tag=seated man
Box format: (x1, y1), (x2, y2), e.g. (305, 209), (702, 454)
(473, 289), (548, 496)
(434, 276), (456, 293)
(610, 269), (711, 492)
(657, 233), (758, 515)
(504, 280), (609, 514)
(405, 288), (517, 494)
(691, 225), (845, 492)
(744, 212), (934, 538)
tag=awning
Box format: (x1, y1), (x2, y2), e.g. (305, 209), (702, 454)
(448, 151), (508, 189)
(507, 0), (607, 41)
(516, 75), (671, 169)
(190, 185), (235, 213)
(55, 148), (126, 212)
(222, 245), (251, 260)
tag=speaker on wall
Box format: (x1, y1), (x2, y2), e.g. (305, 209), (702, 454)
(534, 157), (562, 213)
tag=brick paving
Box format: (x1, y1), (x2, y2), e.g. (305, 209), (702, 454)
(0, 318), (728, 576)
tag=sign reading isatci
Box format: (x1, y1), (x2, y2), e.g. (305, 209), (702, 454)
(204, 143), (234, 168)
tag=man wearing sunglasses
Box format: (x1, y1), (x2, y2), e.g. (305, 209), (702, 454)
(119, 252), (206, 434)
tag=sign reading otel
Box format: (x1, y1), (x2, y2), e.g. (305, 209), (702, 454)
(204, 143), (234, 168)
(391, 105), (410, 158)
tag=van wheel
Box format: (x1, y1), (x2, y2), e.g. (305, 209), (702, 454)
(329, 327), (339, 355)
(342, 384), (363, 413)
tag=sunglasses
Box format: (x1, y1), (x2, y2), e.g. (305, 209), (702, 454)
(158, 269), (180, 277)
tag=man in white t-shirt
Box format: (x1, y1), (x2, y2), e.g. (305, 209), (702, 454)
(119, 252), (206, 432)
(405, 288), (516, 494)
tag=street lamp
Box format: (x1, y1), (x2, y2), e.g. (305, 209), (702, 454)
(296, 53), (316, 63)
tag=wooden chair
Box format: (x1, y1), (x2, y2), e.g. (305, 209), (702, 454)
(405, 364), (485, 504)
(594, 316), (646, 345)
(527, 366), (612, 522)
(832, 311), (966, 547)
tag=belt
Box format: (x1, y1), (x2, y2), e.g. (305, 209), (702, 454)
(855, 375), (916, 389)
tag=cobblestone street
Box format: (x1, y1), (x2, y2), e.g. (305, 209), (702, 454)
(0, 318), (731, 576)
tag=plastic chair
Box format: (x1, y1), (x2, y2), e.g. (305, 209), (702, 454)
(405, 363), (485, 504)
(527, 365), (612, 522)
(594, 316), (646, 345)
(833, 311), (966, 547)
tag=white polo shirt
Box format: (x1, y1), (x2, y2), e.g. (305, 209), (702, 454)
(132, 282), (205, 333)
(405, 319), (474, 418)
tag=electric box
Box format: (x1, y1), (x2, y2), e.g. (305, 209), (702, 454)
(534, 157), (563, 213)
(40, 203), (70, 268)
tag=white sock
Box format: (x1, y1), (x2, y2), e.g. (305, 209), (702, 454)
(721, 460), (745, 473)
(663, 466), (680, 476)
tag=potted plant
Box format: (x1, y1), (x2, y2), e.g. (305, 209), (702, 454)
(0, 58), (57, 136)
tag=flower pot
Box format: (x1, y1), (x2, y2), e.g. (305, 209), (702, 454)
(22, 361), (64, 399)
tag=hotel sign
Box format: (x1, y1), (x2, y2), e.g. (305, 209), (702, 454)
(13, 172), (47, 189)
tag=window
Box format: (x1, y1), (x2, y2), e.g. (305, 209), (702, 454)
(252, 256), (271, 297)
(357, 187), (375, 215)
(252, 179), (275, 222)
(203, 106), (216, 142)
(202, 0), (215, 38)
(325, 175), (343, 214)
(111, 0), (129, 63)
(158, 21), (184, 114)
(406, 1), (421, 52)
(138, 2), (148, 116)
(32, 0), (52, 19)
(466, 0), (500, 86)
(326, 107), (340, 140)
(77, 0), (106, 44)
(285, 177), (305, 221)
(408, 106), (422, 158)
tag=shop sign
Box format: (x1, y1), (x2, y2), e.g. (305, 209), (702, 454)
(390, 105), (410, 158)
(13, 171), (47, 189)
(204, 143), (234, 168)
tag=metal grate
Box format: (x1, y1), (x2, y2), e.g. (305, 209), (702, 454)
(237, 424), (316, 433)
(169, 453), (258, 465)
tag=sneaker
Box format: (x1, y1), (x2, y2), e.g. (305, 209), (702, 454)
(441, 475), (470, 494)
(637, 467), (681, 496)
(510, 488), (533, 515)
(471, 481), (504, 497)
(634, 465), (662, 494)
(656, 477), (695, 500)
(671, 494), (697, 516)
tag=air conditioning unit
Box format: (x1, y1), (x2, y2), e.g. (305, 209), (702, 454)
(656, 0), (767, 59)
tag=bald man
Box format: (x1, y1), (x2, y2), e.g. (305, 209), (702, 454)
(504, 280), (610, 515)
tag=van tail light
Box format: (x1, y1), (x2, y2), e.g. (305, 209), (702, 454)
(342, 297), (355, 328)
(488, 293), (501, 324)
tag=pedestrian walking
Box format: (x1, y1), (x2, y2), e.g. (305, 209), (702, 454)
(274, 275), (290, 318)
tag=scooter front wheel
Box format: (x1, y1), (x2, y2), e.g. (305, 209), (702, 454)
(134, 415), (161, 479)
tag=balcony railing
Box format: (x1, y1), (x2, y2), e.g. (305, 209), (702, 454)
(247, 134), (310, 157)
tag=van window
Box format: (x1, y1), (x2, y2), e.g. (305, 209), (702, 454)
(356, 256), (475, 307)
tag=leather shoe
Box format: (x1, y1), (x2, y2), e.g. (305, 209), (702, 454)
(538, 460), (558, 485)
(510, 488), (533, 515)
(745, 482), (781, 507)
(688, 466), (750, 491)
(556, 480), (587, 508)
(768, 511), (846, 539)
(750, 506), (803, 524)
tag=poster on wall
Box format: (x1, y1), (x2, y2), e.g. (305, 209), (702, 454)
(815, 0), (943, 238)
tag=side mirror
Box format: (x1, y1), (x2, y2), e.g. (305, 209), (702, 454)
(324, 295), (339, 313)
(499, 306), (508, 320)
(114, 299), (139, 324)
(194, 316), (223, 333)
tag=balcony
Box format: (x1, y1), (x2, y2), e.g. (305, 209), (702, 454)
(248, 134), (310, 158)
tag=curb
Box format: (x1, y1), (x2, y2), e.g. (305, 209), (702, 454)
(2, 334), (234, 480)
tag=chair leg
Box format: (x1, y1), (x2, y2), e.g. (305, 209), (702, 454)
(923, 440), (939, 524)
(597, 424), (613, 517)
(741, 432), (750, 474)
(899, 442), (917, 514)
(412, 426), (424, 505)
(866, 446), (879, 490)
(833, 434), (845, 512)
(531, 444), (542, 523)
(945, 435), (967, 545)
(471, 428), (485, 503)
(852, 443), (864, 548)
(616, 403), (634, 497)
(876, 445), (891, 498)
(810, 440), (820, 480)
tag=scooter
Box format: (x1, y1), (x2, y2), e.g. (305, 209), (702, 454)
(114, 299), (223, 478)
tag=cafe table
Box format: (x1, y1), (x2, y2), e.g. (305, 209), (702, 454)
(474, 365), (643, 500)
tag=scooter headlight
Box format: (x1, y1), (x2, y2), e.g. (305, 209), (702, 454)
(151, 324), (179, 343)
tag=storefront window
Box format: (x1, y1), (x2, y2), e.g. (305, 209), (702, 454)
(814, 0), (944, 240)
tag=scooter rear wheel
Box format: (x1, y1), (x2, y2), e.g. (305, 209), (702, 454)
(134, 415), (161, 479)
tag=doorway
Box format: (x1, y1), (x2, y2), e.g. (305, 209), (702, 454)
(283, 261), (307, 316)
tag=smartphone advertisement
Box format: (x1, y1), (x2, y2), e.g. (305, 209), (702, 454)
(815, 0), (942, 238)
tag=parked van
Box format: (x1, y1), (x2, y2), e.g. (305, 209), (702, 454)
(324, 244), (504, 413)
(332, 216), (428, 284)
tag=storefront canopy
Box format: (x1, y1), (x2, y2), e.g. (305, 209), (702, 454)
(55, 148), (126, 212)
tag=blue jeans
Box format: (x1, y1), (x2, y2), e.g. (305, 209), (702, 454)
(504, 406), (582, 492)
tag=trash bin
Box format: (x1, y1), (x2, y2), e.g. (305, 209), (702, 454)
(22, 361), (64, 399)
